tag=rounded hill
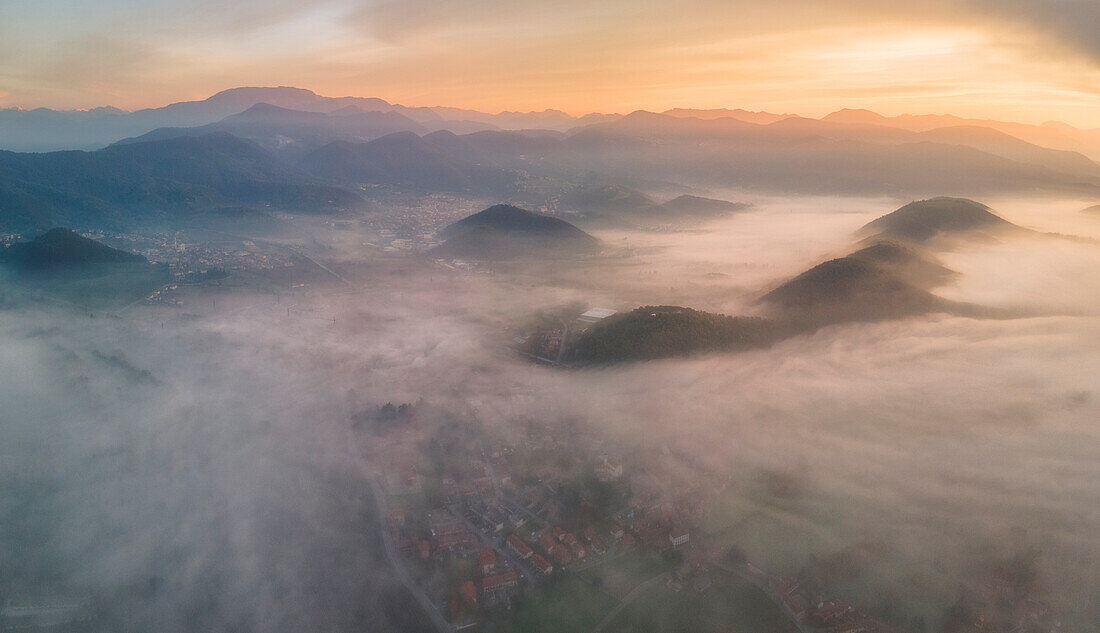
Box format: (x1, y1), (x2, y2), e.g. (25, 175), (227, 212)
(434, 204), (599, 259)
(1, 227), (147, 269)
(859, 197), (1020, 243)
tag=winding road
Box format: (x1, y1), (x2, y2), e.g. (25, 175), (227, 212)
(360, 463), (453, 633)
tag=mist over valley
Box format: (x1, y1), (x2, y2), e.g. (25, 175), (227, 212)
(1, 81), (1099, 633)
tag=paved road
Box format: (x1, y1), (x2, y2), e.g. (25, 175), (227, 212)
(448, 504), (539, 583)
(361, 464), (453, 633)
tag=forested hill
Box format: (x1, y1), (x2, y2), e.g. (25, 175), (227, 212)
(570, 306), (780, 363)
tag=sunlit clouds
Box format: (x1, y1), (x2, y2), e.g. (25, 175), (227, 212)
(1, 0), (1099, 125)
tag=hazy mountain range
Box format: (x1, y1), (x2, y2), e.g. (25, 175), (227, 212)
(0, 133), (358, 231)
(6, 87), (1099, 159)
(0, 87), (619, 152)
(552, 184), (749, 228)
(3, 87), (1100, 234)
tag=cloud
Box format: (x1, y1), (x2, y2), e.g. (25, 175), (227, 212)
(3, 1), (1100, 133)
(2, 194), (1100, 629)
(960, 0), (1100, 61)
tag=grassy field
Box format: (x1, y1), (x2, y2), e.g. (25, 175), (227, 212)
(7, 263), (170, 309)
(476, 553), (680, 633)
(601, 575), (787, 633)
(575, 553), (674, 599)
(476, 575), (617, 633)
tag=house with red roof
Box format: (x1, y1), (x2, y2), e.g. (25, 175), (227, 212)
(479, 548), (498, 576)
(481, 569), (519, 603)
(531, 553), (553, 575)
(507, 534), (533, 559)
(459, 580), (477, 608)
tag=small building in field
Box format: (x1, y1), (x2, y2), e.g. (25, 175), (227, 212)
(669, 523), (690, 548)
(577, 308), (617, 324)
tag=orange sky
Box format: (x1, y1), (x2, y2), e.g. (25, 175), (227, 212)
(1, 0), (1099, 126)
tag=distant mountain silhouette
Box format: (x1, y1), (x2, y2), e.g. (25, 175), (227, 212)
(301, 132), (519, 192)
(652, 194), (748, 219)
(422, 129), (564, 168)
(1, 228), (146, 269)
(114, 103), (430, 152)
(566, 113), (1100, 197)
(823, 108), (1100, 160)
(570, 305), (779, 363)
(0, 133), (359, 232)
(433, 204), (598, 259)
(662, 108), (792, 124)
(916, 126), (1100, 177)
(555, 184), (747, 227)
(0, 87), (621, 152)
(0, 87), (451, 152)
(858, 197), (1024, 244)
(555, 184), (654, 224)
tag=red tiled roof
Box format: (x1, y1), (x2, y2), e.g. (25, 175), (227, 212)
(507, 534), (534, 558)
(460, 580), (477, 606)
(479, 548), (497, 568)
(531, 553), (553, 574)
(481, 570), (518, 592)
(551, 546), (572, 566)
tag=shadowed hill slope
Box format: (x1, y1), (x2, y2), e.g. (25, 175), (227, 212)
(434, 204), (598, 259)
(1, 228), (146, 269)
(845, 241), (957, 288)
(858, 197), (1025, 244)
(759, 256), (947, 324)
(0, 133), (360, 232)
(0, 228), (170, 307)
(570, 306), (780, 363)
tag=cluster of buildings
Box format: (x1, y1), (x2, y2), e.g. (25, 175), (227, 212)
(0, 232), (24, 246)
(361, 194), (481, 253)
(359, 396), (1063, 633)
(78, 230), (283, 273)
(516, 306), (618, 363)
(362, 399), (706, 629)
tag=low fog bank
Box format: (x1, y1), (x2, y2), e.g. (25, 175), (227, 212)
(2, 194), (1098, 630)
(0, 307), (435, 633)
(542, 314), (1100, 623)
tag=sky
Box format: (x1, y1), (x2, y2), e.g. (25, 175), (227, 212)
(1, 0), (1099, 126)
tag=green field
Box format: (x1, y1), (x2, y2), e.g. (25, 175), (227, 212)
(601, 576), (787, 633)
(477, 575), (617, 633)
(2, 263), (170, 309)
(575, 553), (673, 599)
